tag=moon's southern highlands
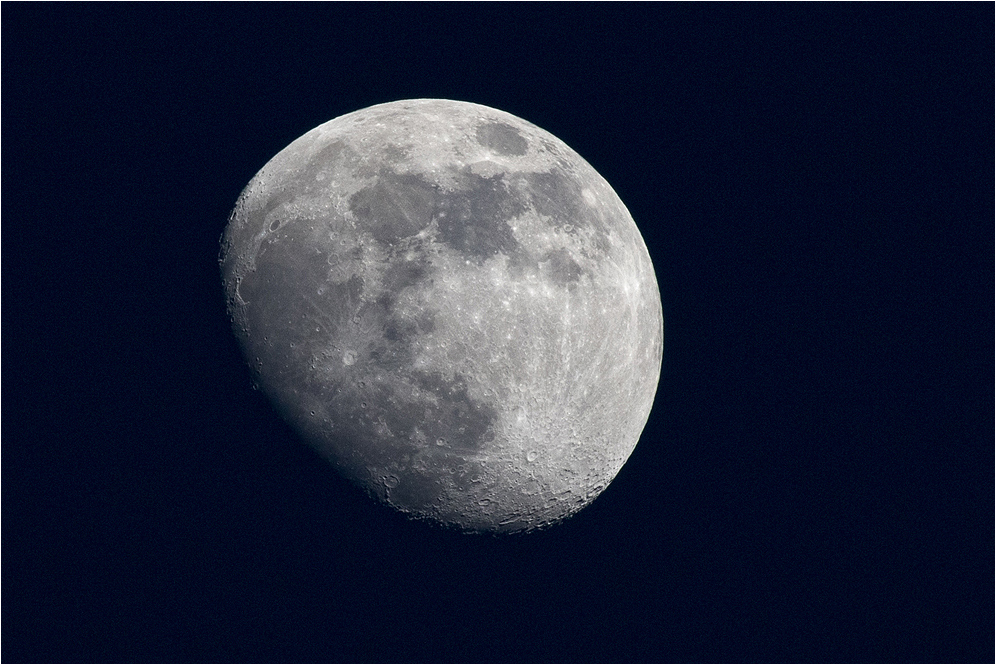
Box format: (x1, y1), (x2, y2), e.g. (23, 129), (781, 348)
(220, 99), (663, 533)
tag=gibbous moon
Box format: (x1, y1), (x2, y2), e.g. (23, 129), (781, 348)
(220, 99), (663, 533)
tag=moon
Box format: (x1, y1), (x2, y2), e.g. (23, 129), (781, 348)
(220, 99), (663, 533)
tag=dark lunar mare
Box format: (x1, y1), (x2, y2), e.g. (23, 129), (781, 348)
(475, 121), (529, 156)
(349, 165), (531, 265)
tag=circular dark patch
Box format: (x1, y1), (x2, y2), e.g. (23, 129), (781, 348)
(475, 122), (529, 156)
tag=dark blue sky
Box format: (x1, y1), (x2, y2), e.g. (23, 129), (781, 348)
(5, 4), (992, 662)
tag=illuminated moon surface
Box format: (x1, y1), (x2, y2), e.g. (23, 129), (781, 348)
(220, 99), (663, 533)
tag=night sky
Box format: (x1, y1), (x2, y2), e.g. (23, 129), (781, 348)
(5, 4), (992, 663)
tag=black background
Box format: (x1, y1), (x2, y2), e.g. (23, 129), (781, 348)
(4, 4), (992, 663)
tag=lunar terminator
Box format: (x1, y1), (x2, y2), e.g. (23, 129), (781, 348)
(220, 99), (663, 533)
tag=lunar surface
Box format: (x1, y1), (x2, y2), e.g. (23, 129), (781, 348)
(220, 99), (663, 533)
